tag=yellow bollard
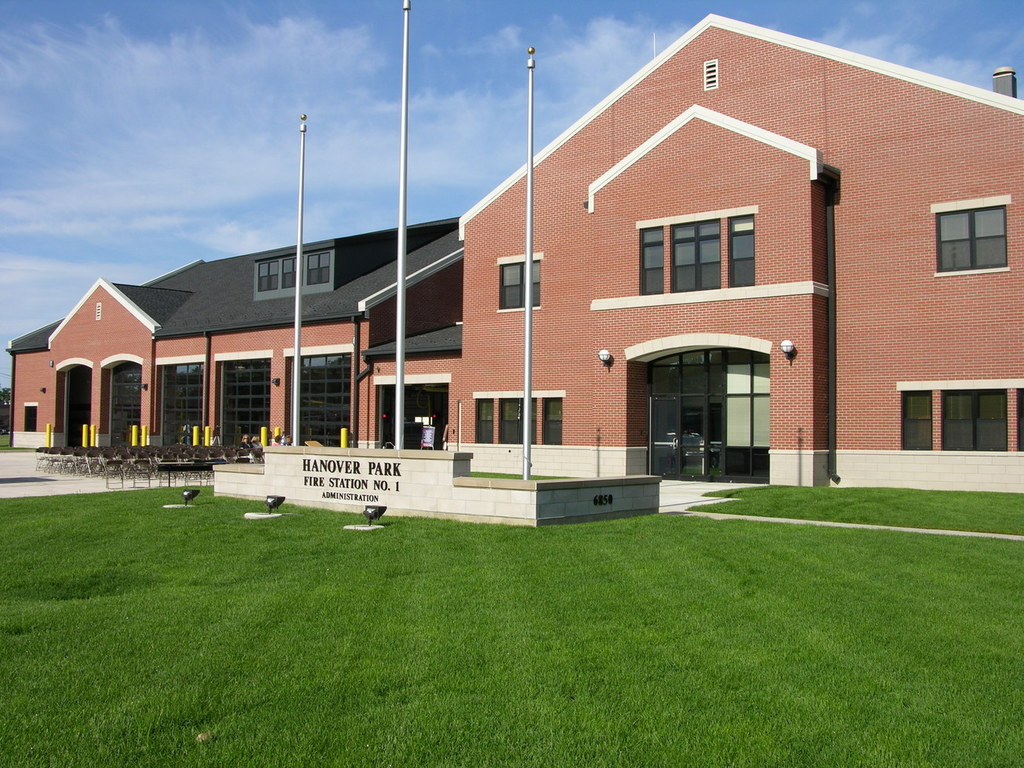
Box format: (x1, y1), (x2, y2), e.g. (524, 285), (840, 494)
(46, 423), (52, 448)
(131, 425), (139, 447)
(340, 428), (349, 448)
(274, 427), (282, 440)
(260, 426), (269, 447)
(92, 425), (99, 447)
(82, 424), (89, 447)
(204, 425), (211, 446)
(142, 425), (149, 445)
(192, 425), (201, 446)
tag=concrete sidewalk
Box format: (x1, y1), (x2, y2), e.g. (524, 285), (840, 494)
(0, 450), (136, 497)
(3, 452), (1021, 541)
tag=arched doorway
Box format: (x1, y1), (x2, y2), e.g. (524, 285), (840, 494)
(109, 362), (142, 446)
(65, 366), (93, 447)
(649, 348), (769, 482)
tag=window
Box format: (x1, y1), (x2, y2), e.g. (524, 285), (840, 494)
(475, 400), (493, 443)
(24, 405), (37, 432)
(297, 355), (351, 447)
(499, 261), (540, 310)
(307, 252), (331, 286)
(543, 399), (563, 445)
(161, 363), (204, 446)
(937, 207), (1006, 271)
(672, 220), (720, 292)
(640, 228), (664, 295)
(109, 362), (142, 446)
(902, 391), (932, 450)
(257, 261), (279, 292)
(221, 359), (271, 444)
(729, 215), (755, 287)
(499, 398), (536, 444)
(281, 257), (295, 289)
(942, 390), (1006, 451)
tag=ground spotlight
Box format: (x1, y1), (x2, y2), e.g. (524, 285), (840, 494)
(265, 495), (286, 513)
(363, 505), (387, 525)
(182, 488), (200, 506)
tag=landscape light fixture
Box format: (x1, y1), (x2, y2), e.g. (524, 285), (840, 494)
(182, 489), (200, 506)
(780, 340), (797, 360)
(362, 505), (387, 525)
(597, 349), (613, 367)
(265, 495), (286, 513)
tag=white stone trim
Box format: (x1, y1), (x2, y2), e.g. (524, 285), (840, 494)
(283, 344), (354, 358)
(55, 357), (93, 371)
(100, 353), (144, 369)
(22, 401), (39, 407)
(933, 267), (1010, 278)
(588, 106), (821, 212)
(637, 206), (758, 229)
(896, 379), (1024, 391)
(459, 14), (1024, 237)
(156, 355), (205, 366)
(473, 390), (567, 400)
(375, 373), (452, 386)
(626, 333), (772, 362)
(213, 350), (273, 362)
(592, 281), (828, 311)
(496, 252), (544, 265)
(930, 195), (1011, 213)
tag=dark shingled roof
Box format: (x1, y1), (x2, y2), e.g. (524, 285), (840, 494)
(8, 219), (461, 353)
(363, 324), (463, 359)
(7, 320), (61, 353)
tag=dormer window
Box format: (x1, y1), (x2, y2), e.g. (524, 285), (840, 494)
(254, 250), (335, 300)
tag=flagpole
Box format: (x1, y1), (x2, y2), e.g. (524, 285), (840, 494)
(522, 47), (536, 480)
(291, 114), (307, 445)
(394, 0), (411, 450)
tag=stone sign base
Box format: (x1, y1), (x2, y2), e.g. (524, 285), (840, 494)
(214, 446), (660, 526)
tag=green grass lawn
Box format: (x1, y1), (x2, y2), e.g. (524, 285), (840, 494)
(710, 485), (1024, 535)
(2, 489), (1023, 767)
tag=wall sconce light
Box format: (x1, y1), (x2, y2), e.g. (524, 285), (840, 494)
(597, 349), (613, 367)
(780, 340), (797, 360)
(272, 378), (281, 387)
(141, 383), (149, 391)
(39, 387), (46, 394)
(49, 360), (54, 368)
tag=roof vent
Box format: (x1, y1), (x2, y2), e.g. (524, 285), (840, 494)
(993, 66), (1017, 98)
(704, 59), (719, 91)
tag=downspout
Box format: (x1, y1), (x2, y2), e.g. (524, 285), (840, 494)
(8, 350), (16, 448)
(824, 171), (841, 484)
(203, 331), (212, 434)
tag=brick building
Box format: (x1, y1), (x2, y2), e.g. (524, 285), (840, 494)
(8, 15), (1024, 491)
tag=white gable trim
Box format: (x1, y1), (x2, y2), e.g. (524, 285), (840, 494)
(459, 14), (1024, 235)
(48, 278), (159, 346)
(358, 247), (463, 313)
(588, 106), (821, 212)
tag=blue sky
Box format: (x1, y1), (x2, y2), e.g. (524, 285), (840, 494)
(2, 0), (1023, 367)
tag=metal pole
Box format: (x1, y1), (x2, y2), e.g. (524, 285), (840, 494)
(291, 115), (307, 445)
(394, 0), (411, 450)
(522, 47), (536, 480)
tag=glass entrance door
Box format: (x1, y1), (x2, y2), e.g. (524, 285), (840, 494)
(649, 349), (768, 482)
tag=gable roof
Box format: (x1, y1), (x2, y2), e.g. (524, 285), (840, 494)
(8, 219), (461, 352)
(587, 105), (822, 212)
(47, 278), (160, 347)
(459, 13), (1024, 236)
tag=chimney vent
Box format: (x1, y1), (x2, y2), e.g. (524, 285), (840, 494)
(993, 66), (1017, 98)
